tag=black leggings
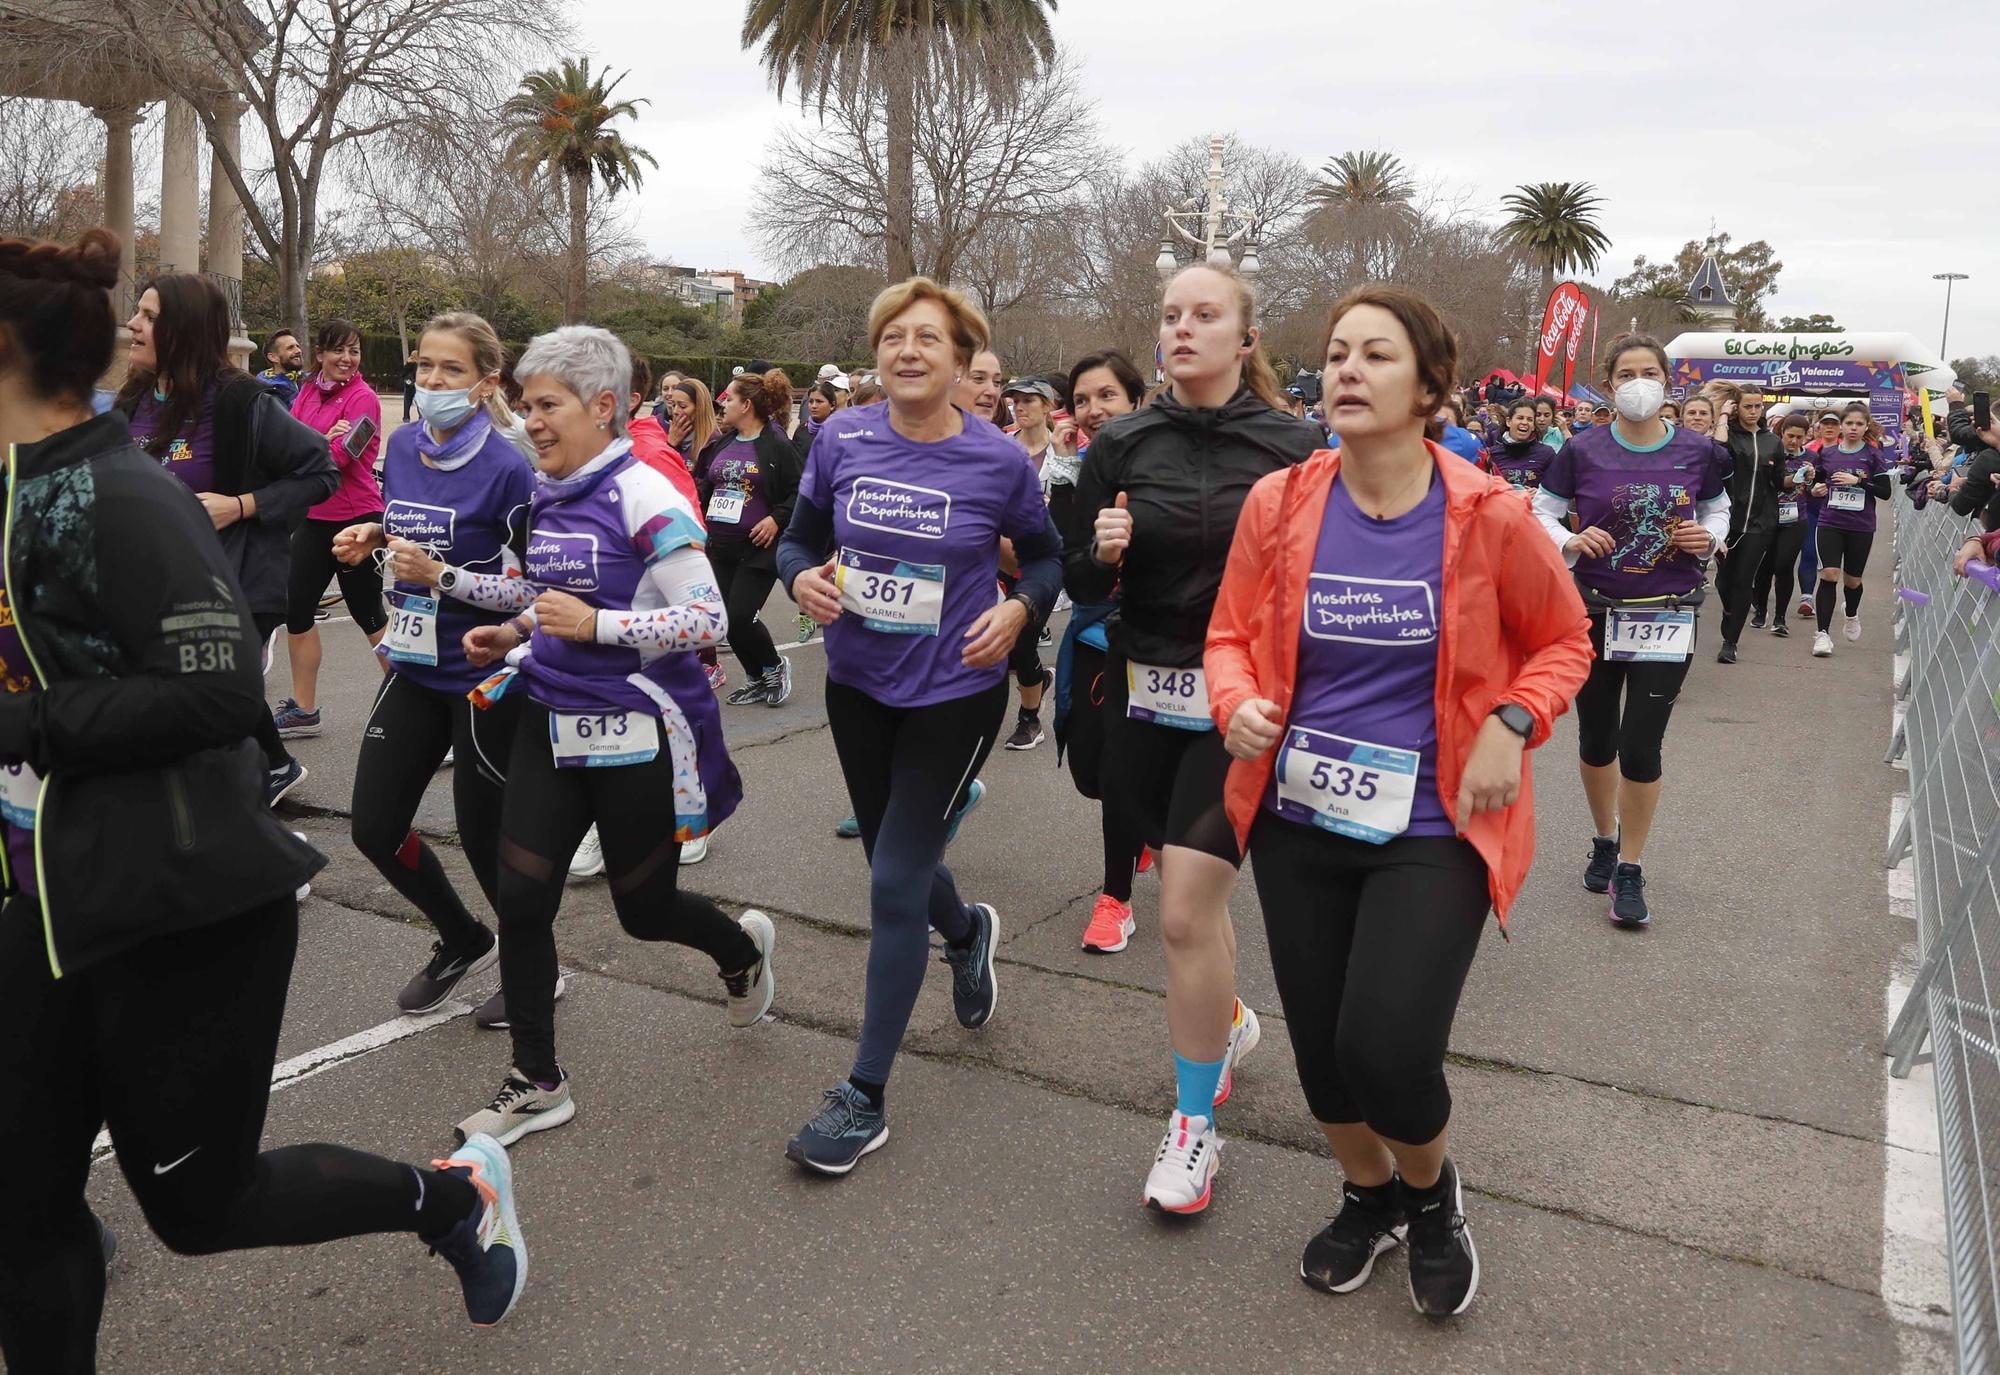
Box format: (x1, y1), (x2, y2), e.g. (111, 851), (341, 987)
(1814, 528), (1874, 632)
(706, 541), (780, 678)
(1717, 531), (1773, 645)
(351, 673), (520, 953)
(497, 702), (758, 1083)
(286, 514), (388, 635)
(826, 677), (1007, 1086)
(251, 610), (293, 770)
(1248, 814), (1489, 1143)
(1101, 652), (1240, 865)
(1574, 612), (1694, 784)
(1752, 521), (1811, 621)
(0, 897), (479, 1372)
(1065, 644), (1147, 902)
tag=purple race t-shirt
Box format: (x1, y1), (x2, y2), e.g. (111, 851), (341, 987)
(0, 581), (41, 897)
(1816, 442), (1891, 533)
(1490, 439), (1555, 492)
(704, 435), (772, 543)
(802, 401), (1051, 709)
(1541, 423), (1731, 601)
(129, 383), (218, 494)
(1266, 476), (1453, 837)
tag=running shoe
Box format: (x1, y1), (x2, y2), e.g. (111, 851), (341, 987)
(398, 929), (499, 1015)
(428, 1132), (527, 1327)
(568, 824), (604, 879)
(1405, 1157), (1479, 1317)
(680, 834), (709, 866)
(454, 1068), (574, 1147)
(266, 758), (307, 808)
(1055, 590), (1072, 615)
(1749, 609), (1766, 631)
(1609, 862), (1651, 928)
(705, 663), (728, 692)
(726, 677), (771, 706)
(473, 975), (566, 1031)
(1142, 1111), (1220, 1214)
(1583, 834), (1619, 894)
(786, 1082), (888, 1176)
(292, 830), (313, 903)
(1302, 1179), (1407, 1294)
(1137, 845), (1155, 876)
(1081, 893), (1134, 953)
(1771, 618), (1790, 639)
(1003, 710), (1045, 751)
(944, 778), (986, 847)
(1844, 613), (1862, 643)
(1812, 631), (1834, 658)
(1715, 642), (1737, 665)
(1797, 595), (1814, 617)
(835, 814), (861, 839)
(272, 697), (322, 738)
(723, 910), (776, 1027)
(1213, 999), (1262, 1106)
(795, 613), (816, 645)
(764, 656), (794, 707)
(942, 903), (999, 1028)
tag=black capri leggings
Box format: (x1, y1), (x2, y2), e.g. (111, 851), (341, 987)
(1101, 651), (1240, 865)
(1574, 611), (1695, 784)
(1753, 520), (1811, 620)
(705, 541), (781, 679)
(496, 701), (759, 1083)
(1064, 639), (1147, 902)
(1816, 526), (1874, 577)
(286, 514), (388, 635)
(1247, 813), (1489, 1143)
(351, 673), (520, 955)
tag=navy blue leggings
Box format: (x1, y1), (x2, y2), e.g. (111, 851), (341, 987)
(826, 677), (1007, 1085)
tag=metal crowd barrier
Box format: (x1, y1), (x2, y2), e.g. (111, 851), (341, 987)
(1882, 499), (2000, 1370)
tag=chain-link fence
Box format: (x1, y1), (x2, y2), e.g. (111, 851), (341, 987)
(1884, 502), (2000, 1370)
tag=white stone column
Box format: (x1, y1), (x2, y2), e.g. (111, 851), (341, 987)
(92, 103), (140, 320)
(158, 96), (202, 275)
(204, 98), (254, 367)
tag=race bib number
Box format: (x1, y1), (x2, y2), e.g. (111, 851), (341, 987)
(1274, 728), (1417, 844)
(1827, 486), (1867, 513)
(836, 548), (945, 635)
(707, 489), (746, 524)
(1605, 607), (1695, 662)
(1125, 660), (1212, 732)
(1778, 500), (1800, 526)
(383, 590), (439, 666)
(549, 710), (660, 769)
(0, 760), (39, 830)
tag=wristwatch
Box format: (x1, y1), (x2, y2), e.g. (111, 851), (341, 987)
(1006, 590), (1037, 620)
(436, 565), (460, 594)
(1491, 703), (1535, 740)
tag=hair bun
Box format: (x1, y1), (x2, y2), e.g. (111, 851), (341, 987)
(0, 229), (122, 290)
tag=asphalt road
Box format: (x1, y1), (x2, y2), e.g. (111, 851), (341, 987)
(82, 566), (1951, 1373)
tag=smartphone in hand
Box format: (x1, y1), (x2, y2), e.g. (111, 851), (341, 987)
(1974, 391), (1991, 433)
(342, 415), (379, 459)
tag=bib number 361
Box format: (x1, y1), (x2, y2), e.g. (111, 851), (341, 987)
(549, 710), (661, 768)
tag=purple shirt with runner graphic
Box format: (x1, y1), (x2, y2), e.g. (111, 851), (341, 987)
(1266, 475), (1453, 836)
(705, 436), (771, 543)
(129, 383), (218, 494)
(1540, 423), (1731, 601)
(801, 401), (1050, 709)
(1815, 442), (1891, 533)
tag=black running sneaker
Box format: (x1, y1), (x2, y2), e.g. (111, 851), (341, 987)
(1610, 862), (1652, 928)
(266, 757), (308, 808)
(726, 677), (771, 706)
(1584, 834), (1619, 893)
(1716, 641), (1738, 664)
(473, 974), (567, 1030)
(398, 929), (499, 1015)
(1301, 1179), (1407, 1294)
(786, 1081), (889, 1176)
(1003, 710), (1044, 751)
(942, 903), (999, 1028)
(763, 656), (794, 708)
(1405, 1158), (1478, 1317)
(1771, 618), (1790, 638)
(1749, 609), (1767, 631)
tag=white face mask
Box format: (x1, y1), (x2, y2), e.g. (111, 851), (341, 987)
(1614, 377), (1666, 423)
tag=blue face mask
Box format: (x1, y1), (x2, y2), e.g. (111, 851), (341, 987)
(413, 386), (477, 432)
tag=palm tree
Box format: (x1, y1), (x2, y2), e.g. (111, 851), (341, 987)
(742, 0), (1058, 282)
(1312, 150), (1416, 211)
(1497, 181), (1611, 370)
(501, 58), (657, 324)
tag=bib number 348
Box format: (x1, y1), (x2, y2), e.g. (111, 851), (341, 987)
(1124, 661), (1212, 732)
(549, 710), (661, 768)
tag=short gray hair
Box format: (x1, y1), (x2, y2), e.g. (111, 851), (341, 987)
(516, 325), (632, 438)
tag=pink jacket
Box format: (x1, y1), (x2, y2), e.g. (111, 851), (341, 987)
(291, 374), (384, 521)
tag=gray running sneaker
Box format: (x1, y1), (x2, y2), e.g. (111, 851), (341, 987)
(764, 655), (794, 707)
(473, 975), (567, 1031)
(724, 910), (777, 1027)
(455, 1067), (575, 1147)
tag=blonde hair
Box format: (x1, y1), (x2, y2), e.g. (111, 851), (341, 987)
(671, 377), (718, 458)
(866, 276), (990, 369)
(1162, 264), (1284, 411)
(420, 310), (513, 429)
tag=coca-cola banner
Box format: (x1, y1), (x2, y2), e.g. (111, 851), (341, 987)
(1533, 283), (1590, 401)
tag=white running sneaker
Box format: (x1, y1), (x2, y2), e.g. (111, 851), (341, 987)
(1143, 1111), (1220, 1214)
(1843, 613), (1861, 643)
(680, 834), (709, 866)
(725, 910), (776, 1027)
(292, 830), (312, 902)
(454, 1068), (575, 1147)
(1213, 999), (1262, 1106)
(1812, 631), (1834, 658)
(568, 824), (605, 879)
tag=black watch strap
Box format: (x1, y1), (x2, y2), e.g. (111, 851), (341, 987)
(1492, 703), (1534, 739)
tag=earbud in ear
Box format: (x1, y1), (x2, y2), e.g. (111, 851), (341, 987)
(1242, 333), (1253, 349)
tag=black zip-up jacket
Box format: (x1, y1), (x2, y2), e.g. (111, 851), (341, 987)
(0, 413), (322, 978)
(694, 425), (804, 572)
(1064, 386), (1323, 668)
(1723, 422), (1785, 543)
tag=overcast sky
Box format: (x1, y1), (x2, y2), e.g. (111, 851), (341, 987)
(583, 0), (1999, 361)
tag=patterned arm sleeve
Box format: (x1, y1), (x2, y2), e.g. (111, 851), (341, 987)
(592, 545), (727, 651)
(444, 554), (536, 613)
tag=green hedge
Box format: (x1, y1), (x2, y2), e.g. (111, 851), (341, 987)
(354, 332), (868, 396)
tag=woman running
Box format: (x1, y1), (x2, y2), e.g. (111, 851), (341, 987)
(117, 273), (336, 807)
(1208, 284), (1590, 1317)
(454, 326), (775, 1146)
(1532, 336), (1732, 928)
(695, 370), (801, 707)
(277, 318), (389, 738)
(1490, 397), (1556, 494)
(1750, 412), (1818, 638)
(777, 278), (1058, 1175)
(1678, 393), (1717, 438)
(1808, 402), (1894, 658)
(0, 232), (526, 1367)
(330, 312), (534, 1018)
(1066, 264), (1323, 1212)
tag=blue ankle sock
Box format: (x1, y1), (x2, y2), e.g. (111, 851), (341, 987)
(1173, 1052), (1227, 1122)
